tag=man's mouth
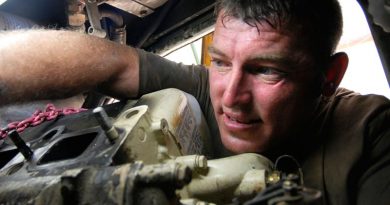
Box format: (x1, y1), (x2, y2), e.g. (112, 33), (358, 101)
(226, 114), (261, 124)
(222, 112), (262, 131)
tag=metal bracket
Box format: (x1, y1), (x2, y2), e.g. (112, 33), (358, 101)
(85, 0), (107, 38)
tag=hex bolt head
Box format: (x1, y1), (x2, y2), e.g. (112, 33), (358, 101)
(195, 155), (207, 169)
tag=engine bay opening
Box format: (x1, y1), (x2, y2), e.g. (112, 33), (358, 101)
(38, 132), (97, 165)
(0, 149), (19, 169)
(42, 129), (60, 142)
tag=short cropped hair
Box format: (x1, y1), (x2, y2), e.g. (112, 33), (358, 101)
(215, 0), (343, 66)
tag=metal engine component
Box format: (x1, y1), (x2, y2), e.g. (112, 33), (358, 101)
(0, 162), (191, 204)
(0, 89), (319, 204)
(178, 154), (273, 204)
(0, 89), (272, 204)
(105, 0), (169, 17)
(0, 88), (212, 170)
(85, 0), (107, 38)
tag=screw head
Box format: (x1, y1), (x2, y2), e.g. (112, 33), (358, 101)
(140, 10), (148, 16)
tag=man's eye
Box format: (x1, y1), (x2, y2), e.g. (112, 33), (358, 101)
(211, 59), (226, 67)
(211, 59), (231, 72)
(246, 66), (288, 81)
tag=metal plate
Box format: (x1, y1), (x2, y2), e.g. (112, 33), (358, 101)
(106, 0), (168, 17)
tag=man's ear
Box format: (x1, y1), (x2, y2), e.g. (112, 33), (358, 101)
(322, 52), (349, 97)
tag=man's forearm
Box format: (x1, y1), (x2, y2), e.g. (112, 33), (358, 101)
(0, 29), (139, 105)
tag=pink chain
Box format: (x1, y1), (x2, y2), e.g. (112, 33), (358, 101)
(0, 104), (87, 139)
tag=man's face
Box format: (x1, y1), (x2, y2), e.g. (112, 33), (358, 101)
(209, 15), (322, 154)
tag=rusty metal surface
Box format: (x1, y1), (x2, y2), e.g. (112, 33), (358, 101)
(105, 0), (168, 17)
(0, 162), (190, 204)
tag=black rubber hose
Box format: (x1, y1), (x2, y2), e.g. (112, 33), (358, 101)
(100, 8), (124, 27)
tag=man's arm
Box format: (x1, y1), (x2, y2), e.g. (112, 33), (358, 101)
(0, 29), (139, 105)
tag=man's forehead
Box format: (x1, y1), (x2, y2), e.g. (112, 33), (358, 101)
(215, 11), (295, 34)
(216, 15), (270, 36)
(214, 15), (297, 48)
(216, 17), (313, 57)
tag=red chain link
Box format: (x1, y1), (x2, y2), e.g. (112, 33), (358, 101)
(0, 104), (87, 139)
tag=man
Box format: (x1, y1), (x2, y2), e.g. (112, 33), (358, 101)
(0, 0), (389, 204)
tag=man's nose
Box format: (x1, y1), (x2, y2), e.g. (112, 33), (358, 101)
(222, 68), (252, 108)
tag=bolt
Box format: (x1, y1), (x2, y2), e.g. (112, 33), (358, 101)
(175, 164), (192, 188)
(160, 119), (169, 136)
(283, 180), (292, 188)
(195, 155), (208, 169)
(93, 107), (119, 143)
(8, 130), (33, 160)
(93, 107), (112, 130)
(140, 10), (148, 16)
(282, 180), (299, 193)
(267, 171), (281, 184)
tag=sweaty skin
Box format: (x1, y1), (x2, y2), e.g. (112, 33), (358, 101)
(208, 15), (323, 154)
(0, 30), (139, 106)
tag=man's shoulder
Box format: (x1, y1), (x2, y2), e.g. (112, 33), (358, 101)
(315, 87), (389, 169)
(321, 87), (389, 144)
(328, 87), (389, 119)
(307, 88), (390, 204)
(333, 87), (389, 103)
